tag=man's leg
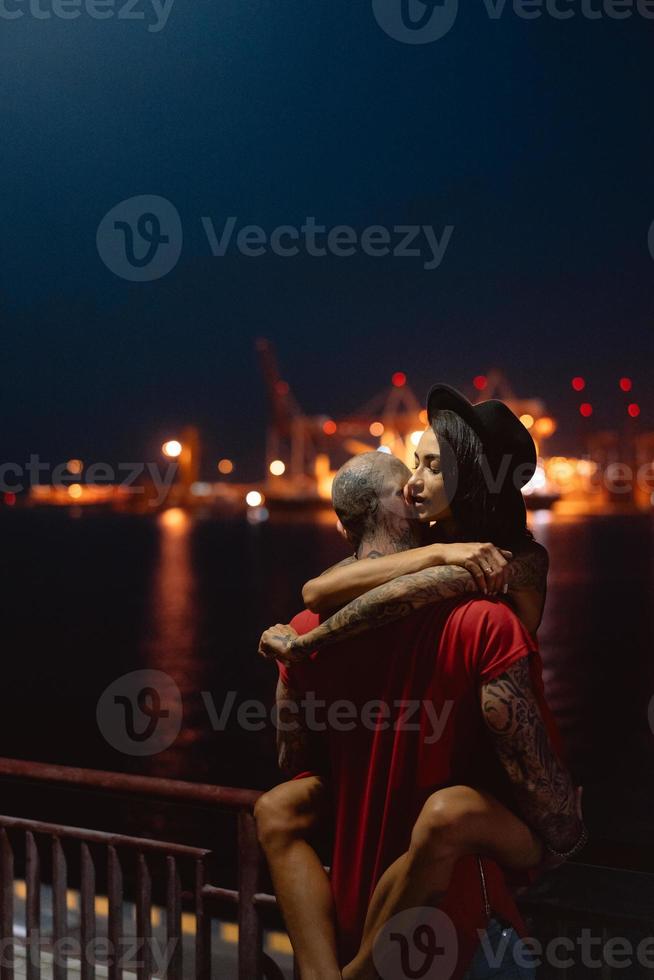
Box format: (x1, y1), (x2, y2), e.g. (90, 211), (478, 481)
(255, 776), (341, 980)
(343, 786), (541, 980)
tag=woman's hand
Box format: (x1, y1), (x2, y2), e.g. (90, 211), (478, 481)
(258, 624), (307, 666)
(437, 542), (512, 595)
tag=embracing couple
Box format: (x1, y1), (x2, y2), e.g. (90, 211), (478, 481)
(256, 384), (586, 980)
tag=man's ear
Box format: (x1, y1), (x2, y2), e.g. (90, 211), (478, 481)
(335, 518), (353, 543)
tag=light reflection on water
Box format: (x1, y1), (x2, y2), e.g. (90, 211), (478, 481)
(142, 508), (203, 780)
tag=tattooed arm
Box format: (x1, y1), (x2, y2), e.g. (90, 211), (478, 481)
(260, 541), (549, 662)
(505, 541), (549, 636)
(275, 675), (326, 778)
(260, 565), (478, 663)
(303, 541), (514, 613)
(481, 658), (584, 854)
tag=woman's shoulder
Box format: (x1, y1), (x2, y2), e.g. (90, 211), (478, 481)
(510, 537), (550, 592)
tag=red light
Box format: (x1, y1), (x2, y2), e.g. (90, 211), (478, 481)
(275, 380), (290, 396)
(323, 420), (337, 435)
(628, 403), (641, 418)
(392, 372), (407, 388)
(619, 378), (633, 393)
(572, 377), (586, 392)
(579, 403), (593, 418)
(4, 493), (16, 506)
(473, 375), (488, 392)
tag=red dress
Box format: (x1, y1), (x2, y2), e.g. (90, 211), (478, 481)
(279, 597), (560, 979)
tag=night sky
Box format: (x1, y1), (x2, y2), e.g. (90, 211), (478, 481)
(3, 1), (654, 479)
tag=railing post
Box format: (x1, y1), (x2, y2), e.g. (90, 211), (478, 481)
(25, 832), (40, 980)
(237, 810), (263, 980)
(194, 859), (211, 980)
(79, 842), (96, 980)
(107, 846), (123, 980)
(0, 829), (14, 980)
(165, 856), (183, 980)
(51, 837), (67, 980)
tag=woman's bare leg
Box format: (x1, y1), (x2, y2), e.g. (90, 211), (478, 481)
(343, 786), (541, 980)
(255, 776), (342, 980)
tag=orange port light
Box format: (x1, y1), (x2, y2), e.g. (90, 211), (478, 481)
(246, 491), (264, 508)
(392, 372), (407, 388)
(579, 403), (593, 418)
(218, 459), (234, 475)
(572, 377), (586, 392)
(535, 416), (556, 438)
(628, 403), (641, 418)
(473, 375), (488, 392)
(162, 440), (182, 458)
(620, 378), (633, 393)
(369, 422), (385, 437)
(323, 420), (337, 435)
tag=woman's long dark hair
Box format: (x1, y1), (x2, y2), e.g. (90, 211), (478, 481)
(431, 409), (533, 552)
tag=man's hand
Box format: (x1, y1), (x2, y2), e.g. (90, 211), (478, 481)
(258, 624), (306, 665)
(438, 542), (512, 595)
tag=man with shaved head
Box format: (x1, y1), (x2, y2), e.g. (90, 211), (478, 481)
(330, 452), (419, 556)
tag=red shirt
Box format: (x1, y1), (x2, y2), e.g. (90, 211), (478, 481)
(279, 598), (558, 978)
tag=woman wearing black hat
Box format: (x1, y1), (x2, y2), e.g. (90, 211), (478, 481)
(298, 384), (549, 638)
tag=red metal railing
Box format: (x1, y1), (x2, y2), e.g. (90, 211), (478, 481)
(0, 758), (285, 980)
(2, 758), (653, 980)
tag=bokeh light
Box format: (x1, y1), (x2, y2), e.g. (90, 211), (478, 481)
(162, 440), (182, 458)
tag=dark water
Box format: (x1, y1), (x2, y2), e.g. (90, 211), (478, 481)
(2, 507), (653, 847)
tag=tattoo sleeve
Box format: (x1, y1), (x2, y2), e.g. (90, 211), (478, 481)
(481, 658), (582, 852)
(508, 542), (549, 592)
(275, 676), (324, 778)
(294, 565), (477, 654)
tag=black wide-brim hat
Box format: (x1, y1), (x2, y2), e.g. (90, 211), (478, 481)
(427, 383), (537, 504)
